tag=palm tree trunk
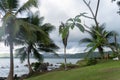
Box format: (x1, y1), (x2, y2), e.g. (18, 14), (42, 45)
(64, 47), (67, 70)
(27, 52), (33, 74)
(7, 41), (14, 80)
(98, 46), (104, 59)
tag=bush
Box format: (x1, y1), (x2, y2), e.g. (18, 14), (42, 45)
(32, 62), (49, 72)
(60, 63), (79, 69)
(76, 60), (88, 67)
(86, 58), (97, 66)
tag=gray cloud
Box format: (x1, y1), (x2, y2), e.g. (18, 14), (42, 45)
(0, 0), (118, 54)
(38, 0), (120, 53)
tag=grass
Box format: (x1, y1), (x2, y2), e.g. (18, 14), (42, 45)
(25, 60), (120, 80)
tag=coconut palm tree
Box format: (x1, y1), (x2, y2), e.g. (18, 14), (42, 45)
(0, 0), (42, 79)
(15, 12), (59, 74)
(81, 24), (115, 59)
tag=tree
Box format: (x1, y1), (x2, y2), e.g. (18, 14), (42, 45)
(0, 0), (41, 79)
(82, 0), (120, 59)
(81, 24), (115, 59)
(59, 15), (84, 70)
(80, 0), (106, 57)
(82, 0), (100, 28)
(15, 12), (59, 74)
(59, 22), (69, 70)
(107, 32), (120, 60)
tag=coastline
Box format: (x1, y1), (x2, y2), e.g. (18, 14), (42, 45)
(0, 58), (81, 77)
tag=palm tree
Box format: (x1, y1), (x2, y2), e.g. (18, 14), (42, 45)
(59, 15), (84, 70)
(15, 12), (59, 74)
(107, 32), (120, 60)
(59, 22), (69, 70)
(0, 0), (41, 79)
(81, 24), (115, 59)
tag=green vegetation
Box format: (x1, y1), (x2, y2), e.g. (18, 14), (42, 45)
(15, 11), (58, 74)
(80, 24), (116, 59)
(0, 0), (39, 79)
(25, 60), (120, 80)
(0, 0), (120, 79)
(59, 14), (84, 70)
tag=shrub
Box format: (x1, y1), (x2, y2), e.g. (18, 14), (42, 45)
(76, 60), (88, 67)
(86, 58), (97, 66)
(60, 63), (79, 69)
(32, 62), (49, 72)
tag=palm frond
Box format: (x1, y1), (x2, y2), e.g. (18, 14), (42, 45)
(7, 0), (18, 10)
(41, 23), (55, 34)
(37, 40), (59, 56)
(32, 48), (43, 62)
(80, 38), (92, 43)
(16, 0), (38, 15)
(15, 47), (27, 63)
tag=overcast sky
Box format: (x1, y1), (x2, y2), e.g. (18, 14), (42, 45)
(0, 0), (120, 54)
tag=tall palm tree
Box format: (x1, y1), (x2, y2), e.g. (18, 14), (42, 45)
(15, 12), (59, 74)
(0, 0), (41, 79)
(59, 15), (84, 70)
(59, 22), (69, 70)
(81, 24), (115, 59)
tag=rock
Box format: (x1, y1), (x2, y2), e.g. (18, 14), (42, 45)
(0, 77), (7, 80)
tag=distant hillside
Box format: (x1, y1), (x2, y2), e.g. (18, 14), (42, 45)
(42, 52), (98, 58)
(0, 51), (112, 58)
(42, 51), (112, 58)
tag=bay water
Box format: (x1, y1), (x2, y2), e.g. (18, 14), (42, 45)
(0, 58), (81, 77)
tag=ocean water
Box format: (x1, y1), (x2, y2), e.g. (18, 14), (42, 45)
(0, 58), (81, 77)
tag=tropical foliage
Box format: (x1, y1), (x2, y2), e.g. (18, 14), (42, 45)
(0, 0), (120, 79)
(59, 15), (84, 70)
(59, 22), (69, 70)
(0, 0), (42, 79)
(15, 11), (59, 74)
(81, 24), (116, 58)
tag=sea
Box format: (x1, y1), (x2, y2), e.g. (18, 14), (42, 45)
(0, 58), (81, 77)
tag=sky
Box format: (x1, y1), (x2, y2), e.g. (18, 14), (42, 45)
(0, 0), (120, 54)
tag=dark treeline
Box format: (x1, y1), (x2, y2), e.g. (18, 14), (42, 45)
(42, 51), (112, 58)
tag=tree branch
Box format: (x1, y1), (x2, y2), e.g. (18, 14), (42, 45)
(95, 0), (100, 18)
(83, 0), (95, 18)
(82, 15), (94, 19)
(83, 0), (100, 28)
(83, 23), (91, 33)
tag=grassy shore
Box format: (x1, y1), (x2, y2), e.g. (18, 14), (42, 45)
(25, 60), (120, 80)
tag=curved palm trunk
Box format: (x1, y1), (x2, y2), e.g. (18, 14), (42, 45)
(64, 46), (67, 70)
(27, 52), (33, 74)
(98, 46), (104, 59)
(7, 41), (14, 80)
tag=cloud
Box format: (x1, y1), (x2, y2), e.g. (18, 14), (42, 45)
(0, 0), (119, 54)
(38, 0), (120, 53)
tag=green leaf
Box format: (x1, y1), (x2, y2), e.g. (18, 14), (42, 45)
(75, 23), (84, 32)
(87, 42), (95, 47)
(62, 27), (69, 39)
(67, 18), (73, 22)
(75, 15), (81, 18)
(74, 18), (81, 23)
(68, 23), (74, 29)
(80, 12), (87, 16)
